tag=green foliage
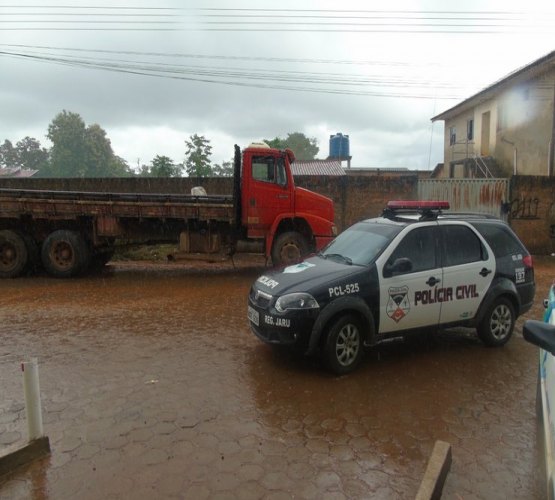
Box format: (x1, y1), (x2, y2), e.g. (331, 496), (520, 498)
(44, 110), (88, 177)
(184, 134), (213, 177)
(0, 137), (48, 171)
(263, 132), (319, 161)
(0, 140), (18, 168)
(212, 160), (234, 177)
(149, 155), (183, 177)
(39, 110), (134, 178)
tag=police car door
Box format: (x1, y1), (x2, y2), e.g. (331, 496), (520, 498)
(438, 222), (495, 324)
(377, 224), (442, 334)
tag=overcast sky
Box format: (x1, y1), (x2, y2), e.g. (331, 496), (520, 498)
(0, 1), (554, 172)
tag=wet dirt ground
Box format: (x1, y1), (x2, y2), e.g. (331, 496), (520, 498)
(0, 255), (553, 499)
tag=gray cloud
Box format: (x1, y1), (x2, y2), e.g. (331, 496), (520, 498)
(0, 1), (552, 170)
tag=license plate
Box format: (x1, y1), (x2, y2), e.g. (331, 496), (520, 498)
(248, 305), (259, 326)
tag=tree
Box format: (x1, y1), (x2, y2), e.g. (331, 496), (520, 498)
(45, 110), (88, 177)
(263, 132), (319, 161)
(83, 124), (116, 177)
(149, 155), (183, 177)
(15, 137), (49, 172)
(212, 160), (234, 177)
(43, 110), (133, 178)
(1, 137), (49, 172)
(184, 134), (212, 177)
(0, 140), (18, 168)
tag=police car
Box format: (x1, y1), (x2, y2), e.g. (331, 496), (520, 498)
(523, 286), (555, 498)
(248, 201), (535, 374)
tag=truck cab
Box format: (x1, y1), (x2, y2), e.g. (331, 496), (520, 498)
(240, 143), (336, 265)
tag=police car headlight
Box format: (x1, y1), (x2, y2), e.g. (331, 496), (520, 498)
(275, 293), (319, 313)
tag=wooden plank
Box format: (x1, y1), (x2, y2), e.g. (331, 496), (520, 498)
(415, 440), (452, 500)
(0, 437), (51, 477)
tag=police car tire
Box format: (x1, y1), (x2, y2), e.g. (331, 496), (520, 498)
(477, 297), (515, 347)
(323, 314), (364, 375)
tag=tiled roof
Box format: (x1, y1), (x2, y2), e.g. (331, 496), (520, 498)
(291, 159), (345, 176)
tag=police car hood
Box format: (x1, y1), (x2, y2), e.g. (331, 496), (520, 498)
(255, 256), (363, 295)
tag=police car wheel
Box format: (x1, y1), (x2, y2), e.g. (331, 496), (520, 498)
(477, 298), (515, 347)
(323, 314), (364, 374)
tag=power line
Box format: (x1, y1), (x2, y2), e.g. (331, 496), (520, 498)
(1, 7), (552, 32)
(0, 49), (466, 99)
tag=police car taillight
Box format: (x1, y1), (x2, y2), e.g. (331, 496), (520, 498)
(386, 200), (450, 211)
(523, 255), (533, 269)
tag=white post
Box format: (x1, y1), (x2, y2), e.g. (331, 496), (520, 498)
(21, 358), (44, 441)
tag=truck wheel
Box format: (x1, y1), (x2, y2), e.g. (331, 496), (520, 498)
(41, 230), (91, 278)
(477, 297), (515, 347)
(0, 230), (28, 278)
(271, 231), (308, 266)
(323, 314), (364, 375)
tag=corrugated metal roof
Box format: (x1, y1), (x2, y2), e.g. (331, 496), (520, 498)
(0, 167), (38, 178)
(291, 159), (345, 176)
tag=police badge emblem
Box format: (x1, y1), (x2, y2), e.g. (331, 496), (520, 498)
(387, 286), (410, 322)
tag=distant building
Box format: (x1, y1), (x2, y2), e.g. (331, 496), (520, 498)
(0, 167), (38, 178)
(432, 50), (555, 178)
(291, 159), (345, 177)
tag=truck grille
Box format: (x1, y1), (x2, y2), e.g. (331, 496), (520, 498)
(250, 288), (272, 308)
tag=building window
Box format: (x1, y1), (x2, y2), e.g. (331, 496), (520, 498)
(467, 119), (474, 141)
(449, 126), (456, 146)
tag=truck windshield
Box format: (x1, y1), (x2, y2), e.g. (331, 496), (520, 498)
(322, 222), (401, 266)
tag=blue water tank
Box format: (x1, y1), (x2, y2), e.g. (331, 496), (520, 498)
(329, 133), (350, 158)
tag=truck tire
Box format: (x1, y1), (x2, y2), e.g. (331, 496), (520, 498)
(323, 314), (364, 375)
(271, 231), (308, 267)
(477, 297), (515, 347)
(41, 230), (91, 278)
(0, 230), (29, 278)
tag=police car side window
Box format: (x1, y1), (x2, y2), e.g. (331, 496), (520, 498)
(442, 225), (485, 267)
(386, 227), (436, 275)
(471, 222), (523, 258)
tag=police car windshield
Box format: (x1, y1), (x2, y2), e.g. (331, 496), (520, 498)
(322, 222), (402, 266)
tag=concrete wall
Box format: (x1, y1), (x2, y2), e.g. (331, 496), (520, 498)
(2, 174), (554, 254)
(509, 175), (555, 254)
(440, 66), (554, 178)
(0, 175), (419, 233)
(494, 69), (554, 177)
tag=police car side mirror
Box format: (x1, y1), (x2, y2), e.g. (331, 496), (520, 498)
(523, 320), (555, 356)
(383, 257), (413, 278)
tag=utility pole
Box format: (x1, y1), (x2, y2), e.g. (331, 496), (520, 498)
(550, 81), (555, 176)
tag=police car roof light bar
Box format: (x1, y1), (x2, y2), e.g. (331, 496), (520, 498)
(386, 200), (450, 211)
(382, 200), (450, 221)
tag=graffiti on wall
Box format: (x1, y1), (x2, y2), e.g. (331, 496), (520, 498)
(508, 197), (540, 219)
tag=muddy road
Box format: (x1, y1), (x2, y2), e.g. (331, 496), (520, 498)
(1, 256), (553, 499)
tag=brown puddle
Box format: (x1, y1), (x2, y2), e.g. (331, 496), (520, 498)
(0, 256), (551, 498)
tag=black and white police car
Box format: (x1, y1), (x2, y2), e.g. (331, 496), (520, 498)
(248, 201), (535, 374)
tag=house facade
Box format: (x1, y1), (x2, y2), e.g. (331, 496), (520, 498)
(432, 50), (555, 178)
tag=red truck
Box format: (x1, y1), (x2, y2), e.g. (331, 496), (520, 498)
(0, 144), (336, 278)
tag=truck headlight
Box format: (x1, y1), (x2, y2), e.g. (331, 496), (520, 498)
(275, 293), (319, 313)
